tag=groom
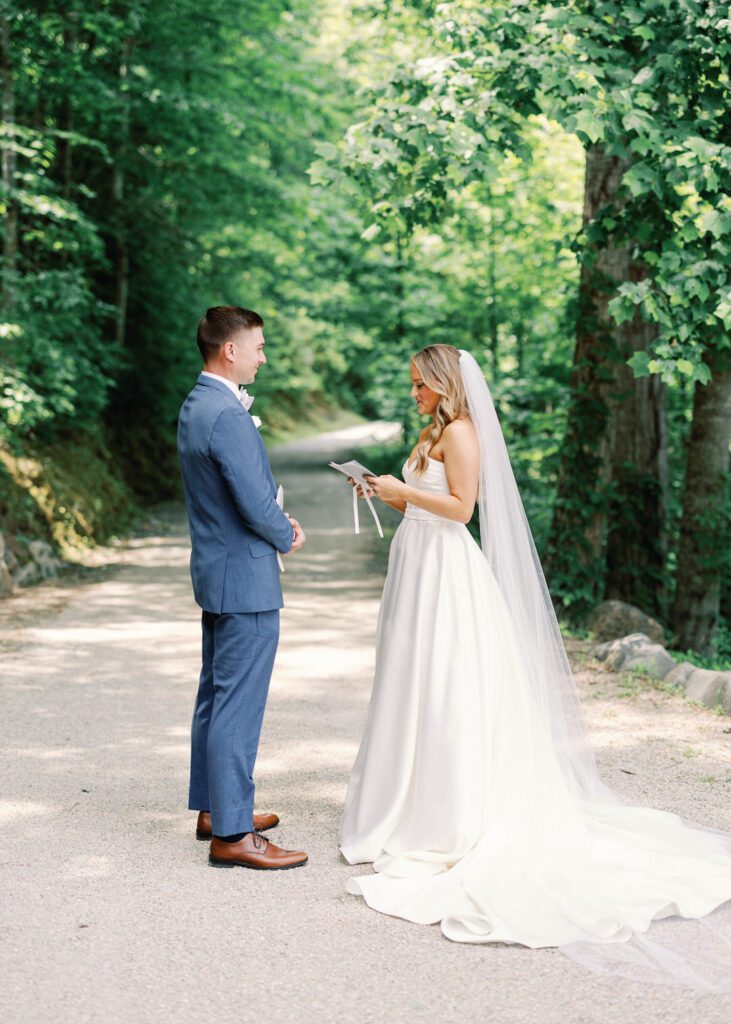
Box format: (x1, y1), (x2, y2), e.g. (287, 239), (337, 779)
(177, 306), (308, 870)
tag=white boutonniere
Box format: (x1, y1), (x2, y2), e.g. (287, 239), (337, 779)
(251, 415), (262, 430)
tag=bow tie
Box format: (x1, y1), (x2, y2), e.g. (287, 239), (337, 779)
(238, 388), (254, 411)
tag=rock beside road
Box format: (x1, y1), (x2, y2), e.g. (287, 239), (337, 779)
(594, 632), (731, 715)
(0, 533), (64, 592)
(589, 600), (666, 644)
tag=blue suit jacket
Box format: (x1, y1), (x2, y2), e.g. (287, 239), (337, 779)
(177, 374), (294, 613)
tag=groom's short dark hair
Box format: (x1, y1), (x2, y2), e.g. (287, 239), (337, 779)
(197, 306), (264, 362)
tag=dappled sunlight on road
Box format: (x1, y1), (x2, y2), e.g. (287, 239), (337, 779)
(0, 800), (55, 825)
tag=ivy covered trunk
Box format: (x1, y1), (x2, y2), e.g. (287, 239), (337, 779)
(546, 145), (667, 620)
(673, 351), (731, 656)
(604, 321), (667, 616)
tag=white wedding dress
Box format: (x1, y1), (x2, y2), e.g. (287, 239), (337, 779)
(340, 455), (731, 984)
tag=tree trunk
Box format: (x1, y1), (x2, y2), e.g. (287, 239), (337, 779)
(545, 144), (667, 620)
(112, 38), (132, 349)
(1, 16), (17, 307)
(58, 21), (78, 202)
(604, 314), (668, 616)
(673, 349), (731, 656)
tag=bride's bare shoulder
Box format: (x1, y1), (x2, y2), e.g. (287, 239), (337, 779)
(442, 417), (477, 445)
(433, 417), (478, 461)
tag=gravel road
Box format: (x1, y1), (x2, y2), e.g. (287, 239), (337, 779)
(2, 422), (731, 1024)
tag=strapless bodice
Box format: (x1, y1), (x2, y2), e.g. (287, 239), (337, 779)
(402, 457), (451, 521)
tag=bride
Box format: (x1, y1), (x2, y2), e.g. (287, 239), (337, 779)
(339, 344), (731, 991)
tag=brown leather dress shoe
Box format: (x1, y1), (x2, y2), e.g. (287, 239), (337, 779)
(195, 810), (279, 841)
(209, 832), (308, 871)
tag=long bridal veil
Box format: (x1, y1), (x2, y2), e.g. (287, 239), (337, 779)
(458, 348), (731, 993)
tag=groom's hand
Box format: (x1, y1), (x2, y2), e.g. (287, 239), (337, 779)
(286, 515), (306, 552)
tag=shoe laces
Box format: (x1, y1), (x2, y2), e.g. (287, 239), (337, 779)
(251, 831), (269, 851)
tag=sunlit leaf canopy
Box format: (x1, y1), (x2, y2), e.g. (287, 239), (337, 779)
(320, 0), (731, 386)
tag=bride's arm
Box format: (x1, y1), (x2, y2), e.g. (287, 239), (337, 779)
(366, 421), (479, 524)
(380, 496), (407, 513)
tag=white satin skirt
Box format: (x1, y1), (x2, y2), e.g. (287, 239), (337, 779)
(339, 515), (731, 951)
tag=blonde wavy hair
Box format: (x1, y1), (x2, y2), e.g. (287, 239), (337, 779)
(411, 344), (470, 474)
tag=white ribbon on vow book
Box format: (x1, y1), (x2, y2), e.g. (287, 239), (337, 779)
(329, 460), (384, 539)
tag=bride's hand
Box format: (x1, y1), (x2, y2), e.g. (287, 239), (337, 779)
(364, 474), (406, 502)
(347, 476), (374, 499)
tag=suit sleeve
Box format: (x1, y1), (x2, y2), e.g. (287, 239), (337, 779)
(209, 406), (295, 553)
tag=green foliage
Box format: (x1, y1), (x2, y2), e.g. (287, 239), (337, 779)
(312, 110), (584, 556)
(322, 0), (731, 388)
(1, 269), (116, 436)
(0, 50), (115, 440)
(0, 0), (385, 458)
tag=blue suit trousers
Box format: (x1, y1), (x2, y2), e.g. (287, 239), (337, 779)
(188, 609), (279, 835)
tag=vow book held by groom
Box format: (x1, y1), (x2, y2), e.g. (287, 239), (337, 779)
(176, 306), (308, 870)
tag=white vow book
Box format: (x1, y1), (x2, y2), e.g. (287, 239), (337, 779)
(328, 460), (384, 539)
(275, 485), (285, 572)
